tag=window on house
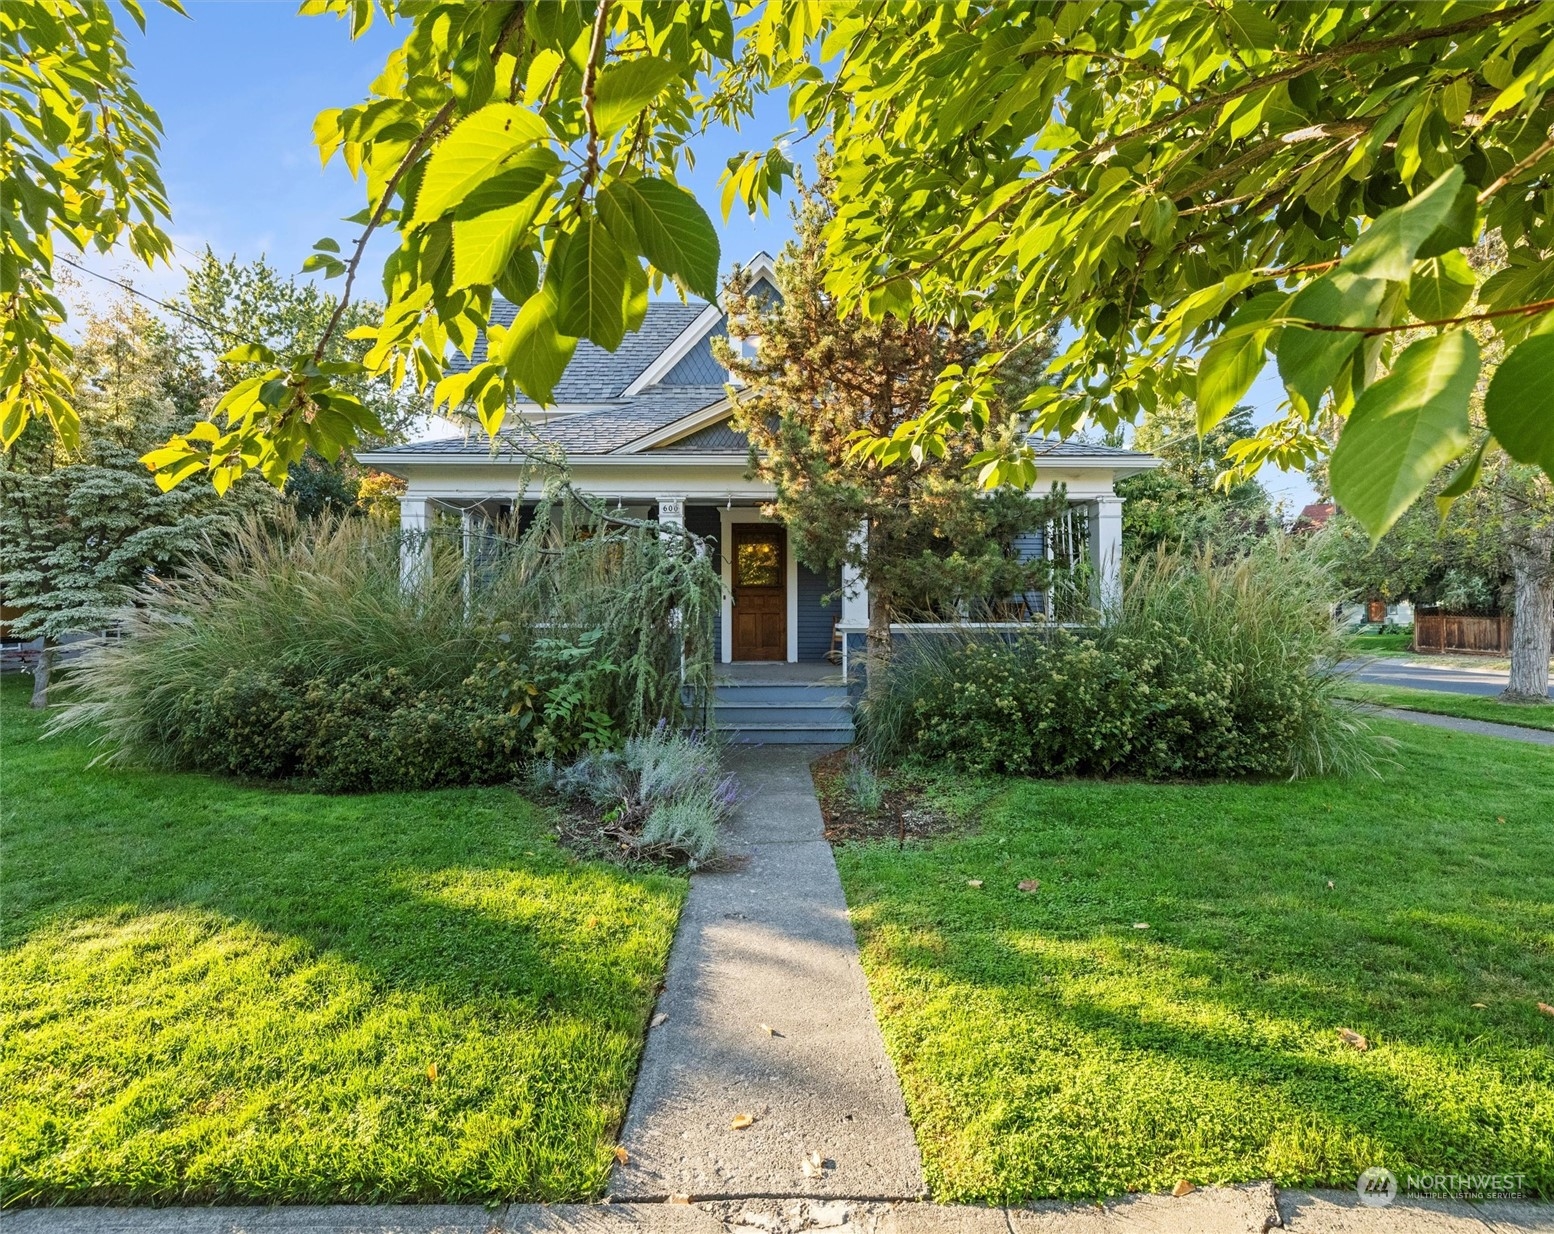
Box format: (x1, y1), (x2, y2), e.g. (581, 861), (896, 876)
(736, 539), (781, 587)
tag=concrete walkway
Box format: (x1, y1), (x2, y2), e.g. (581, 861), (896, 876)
(608, 746), (923, 1202)
(5, 1189), (1553, 1234)
(1378, 707), (1554, 746)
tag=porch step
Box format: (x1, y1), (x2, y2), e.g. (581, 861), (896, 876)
(714, 703), (853, 727)
(709, 679), (855, 746)
(720, 724), (855, 745)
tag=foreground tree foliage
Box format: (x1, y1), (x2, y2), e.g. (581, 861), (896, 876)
(8, 1), (1554, 546)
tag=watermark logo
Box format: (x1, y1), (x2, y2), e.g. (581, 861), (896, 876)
(1357, 1167), (1398, 1207)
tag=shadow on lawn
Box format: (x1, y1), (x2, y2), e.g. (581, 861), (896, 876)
(844, 753), (1554, 1197)
(1, 678), (679, 1027)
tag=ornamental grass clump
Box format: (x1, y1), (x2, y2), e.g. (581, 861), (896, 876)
(51, 501), (720, 788)
(859, 541), (1380, 781)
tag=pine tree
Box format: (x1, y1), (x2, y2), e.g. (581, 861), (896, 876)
(0, 300), (273, 706)
(714, 170), (1061, 669)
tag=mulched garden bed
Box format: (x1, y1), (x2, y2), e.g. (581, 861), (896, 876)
(809, 749), (961, 845)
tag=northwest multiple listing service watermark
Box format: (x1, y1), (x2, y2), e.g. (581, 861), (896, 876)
(1357, 1166), (1528, 1207)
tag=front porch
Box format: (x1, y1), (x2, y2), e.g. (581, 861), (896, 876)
(396, 492), (1127, 669)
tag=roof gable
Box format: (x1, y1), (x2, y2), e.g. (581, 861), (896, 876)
(462, 299), (716, 402)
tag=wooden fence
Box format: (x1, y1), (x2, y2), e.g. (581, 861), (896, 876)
(1413, 608), (1512, 654)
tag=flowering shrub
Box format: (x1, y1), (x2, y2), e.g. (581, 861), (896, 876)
(859, 544), (1378, 780)
(161, 647), (617, 792)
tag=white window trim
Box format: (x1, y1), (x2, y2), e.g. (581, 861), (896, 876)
(717, 506), (798, 664)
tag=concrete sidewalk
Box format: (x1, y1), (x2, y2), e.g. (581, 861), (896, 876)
(607, 746), (923, 1201)
(1377, 707), (1554, 746)
(5, 1189), (1553, 1234)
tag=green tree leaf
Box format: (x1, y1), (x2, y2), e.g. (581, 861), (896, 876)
(1339, 165), (1466, 283)
(553, 217), (629, 350)
(1434, 435), (1488, 521)
(1139, 194), (1177, 247)
(1196, 292), (1282, 433)
(1277, 272), (1388, 417)
(598, 177), (721, 300)
(593, 56), (679, 138)
(1485, 333), (1554, 475)
(496, 282), (577, 405)
(450, 153), (557, 289)
(1330, 331), (1480, 541)
(412, 103), (550, 224)
(1407, 252), (1475, 322)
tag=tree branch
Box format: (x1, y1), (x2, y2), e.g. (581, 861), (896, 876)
(579, 0), (613, 196)
(871, 3), (1536, 292)
(311, 100), (456, 365)
(1478, 127), (1554, 203)
(1293, 296), (1554, 335)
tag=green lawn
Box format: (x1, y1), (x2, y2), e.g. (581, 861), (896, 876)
(1338, 681), (1554, 731)
(1344, 630), (1413, 653)
(0, 676), (685, 1205)
(835, 719), (1554, 1205)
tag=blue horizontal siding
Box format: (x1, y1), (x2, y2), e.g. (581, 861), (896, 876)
(797, 560), (840, 662)
(683, 504), (722, 657)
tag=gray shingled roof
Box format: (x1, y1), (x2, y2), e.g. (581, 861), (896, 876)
(370, 386), (731, 459)
(453, 299), (713, 402)
(653, 416), (750, 452)
(1027, 438), (1149, 458)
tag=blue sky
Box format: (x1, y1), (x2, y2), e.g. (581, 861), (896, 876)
(78, 1), (1315, 508)
(82, 2), (800, 300)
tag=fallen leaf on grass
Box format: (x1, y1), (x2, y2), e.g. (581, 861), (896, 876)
(966, 879), (983, 888)
(1172, 1180), (1195, 1197)
(1326, 880), (1335, 890)
(1472, 1003), (1488, 1009)
(1018, 879), (1040, 893)
(1133, 922), (1149, 930)
(730, 1112), (757, 1130)
(426, 1063), (438, 1081)
(1338, 1027), (1369, 1051)
(1539, 1003), (1554, 1017)
(613, 1146), (630, 1165)
(651, 1013), (668, 1028)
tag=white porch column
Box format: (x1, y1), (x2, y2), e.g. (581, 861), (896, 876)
(841, 520), (869, 628)
(1087, 495), (1124, 614)
(658, 497), (688, 678)
(657, 495), (686, 542)
(839, 520), (869, 678)
(399, 495), (435, 590)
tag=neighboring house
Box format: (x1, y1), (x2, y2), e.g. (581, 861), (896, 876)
(359, 254), (1159, 668)
(1292, 501), (1337, 534)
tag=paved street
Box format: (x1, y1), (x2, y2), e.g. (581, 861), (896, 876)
(1344, 657), (1551, 698)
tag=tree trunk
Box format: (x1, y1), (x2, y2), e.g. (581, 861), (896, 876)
(864, 522), (892, 696)
(1504, 524), (1553, 701)
(30, 641), (54, 709)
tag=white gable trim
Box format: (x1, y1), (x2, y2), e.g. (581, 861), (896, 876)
(620, 300), (726, 397)
(613, 397), (734, 454)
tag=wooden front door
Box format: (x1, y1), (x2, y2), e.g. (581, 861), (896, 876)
(732, 524), (787, 661)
